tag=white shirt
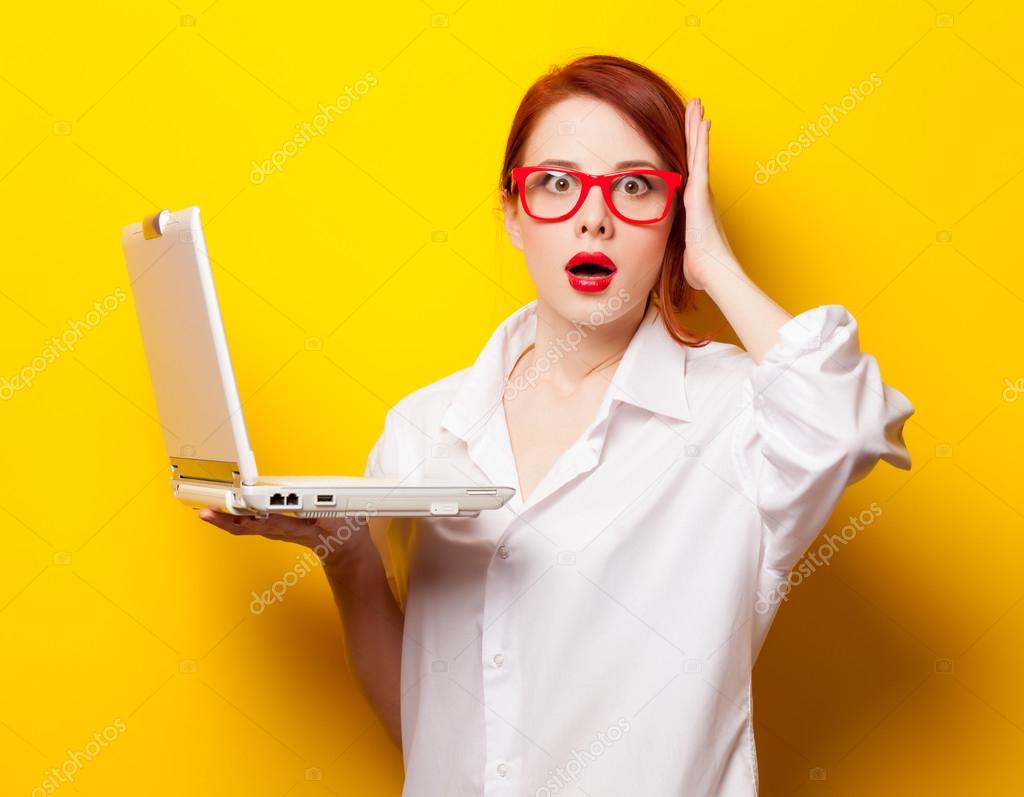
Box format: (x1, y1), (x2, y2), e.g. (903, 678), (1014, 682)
(364, 296), (914, 796)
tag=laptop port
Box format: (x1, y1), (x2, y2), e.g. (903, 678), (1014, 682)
(269, 493), (285, 506)
(315, 494), (335, 506)
(285, 493), (300, 507)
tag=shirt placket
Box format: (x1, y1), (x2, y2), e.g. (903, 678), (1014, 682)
(480, 536), (527, 793)
(470, 399), (616, 792)
(462, 408), (524, 792)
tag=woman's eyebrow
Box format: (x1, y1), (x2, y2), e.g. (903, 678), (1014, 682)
(537, 158), (660, 170)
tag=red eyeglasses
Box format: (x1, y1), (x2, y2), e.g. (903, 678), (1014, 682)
(508, 165), (684, 225)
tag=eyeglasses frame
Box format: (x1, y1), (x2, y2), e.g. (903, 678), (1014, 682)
(507, 165), (684, 225)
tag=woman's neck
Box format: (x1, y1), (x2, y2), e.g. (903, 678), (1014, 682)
(517, 295), (647, 397)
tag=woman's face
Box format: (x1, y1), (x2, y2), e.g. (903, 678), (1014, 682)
(502, 95), (678, 326)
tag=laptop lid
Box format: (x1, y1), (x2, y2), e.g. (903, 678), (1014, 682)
(122, 206), (258, 486)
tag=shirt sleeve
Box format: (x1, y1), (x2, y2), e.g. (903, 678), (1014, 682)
(730, 304), (914, 576)
(363, 410), (394, 480)
(363, 409), (415, 612)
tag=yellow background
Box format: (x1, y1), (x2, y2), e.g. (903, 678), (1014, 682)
(2, 0), (1022, 794)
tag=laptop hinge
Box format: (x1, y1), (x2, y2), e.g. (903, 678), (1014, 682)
(170, 457), (242, 488)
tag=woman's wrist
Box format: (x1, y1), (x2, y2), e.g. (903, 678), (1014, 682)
(319, 526), (379, 578)
(696, 253), (747, 301)
(322, 547), (389, 607)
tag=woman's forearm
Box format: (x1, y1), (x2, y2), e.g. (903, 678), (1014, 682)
(324, 541), (404, 748)
(701, 255), (793, 365)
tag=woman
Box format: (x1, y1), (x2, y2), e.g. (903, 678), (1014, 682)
(201, 54), (914, 796)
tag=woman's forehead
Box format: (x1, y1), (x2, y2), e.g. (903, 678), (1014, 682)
(523, 98), (663, 171)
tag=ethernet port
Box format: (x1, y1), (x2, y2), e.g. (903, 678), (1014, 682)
(269, 493), (285, 507)
(285, 493), (300, 507)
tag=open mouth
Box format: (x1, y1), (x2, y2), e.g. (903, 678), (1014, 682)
(566, 262), (616, 277)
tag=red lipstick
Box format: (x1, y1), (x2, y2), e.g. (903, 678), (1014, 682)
(564, 251), (617, 293)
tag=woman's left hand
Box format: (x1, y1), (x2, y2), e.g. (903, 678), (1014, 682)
(681, 98), (739, 292)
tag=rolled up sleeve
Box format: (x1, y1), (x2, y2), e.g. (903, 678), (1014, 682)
(363, 410), (395, 481)
(730, 304), (914, 575)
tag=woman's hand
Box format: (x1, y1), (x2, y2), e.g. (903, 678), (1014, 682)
(682, 97), (740, 292)
(678, 97), (793, 362)
(200, 507), (404, 747)
(199, 508), (374, 572)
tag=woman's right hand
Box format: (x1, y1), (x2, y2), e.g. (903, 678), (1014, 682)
(198, 508), (374, 572)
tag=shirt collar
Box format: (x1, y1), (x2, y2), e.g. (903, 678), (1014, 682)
(440, 295), (691, 442)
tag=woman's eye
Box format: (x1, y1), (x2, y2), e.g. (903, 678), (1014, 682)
(542, 172), (579, 193)
(614, 175), (652, 196)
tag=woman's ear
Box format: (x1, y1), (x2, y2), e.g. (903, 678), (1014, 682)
(501, 192), (524, 252)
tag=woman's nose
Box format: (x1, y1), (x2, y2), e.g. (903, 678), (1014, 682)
(574, 184), (613, 237)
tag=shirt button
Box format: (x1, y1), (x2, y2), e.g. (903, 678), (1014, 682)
(497, 544), (510, 559)
(492, 652), (505, 668)
(496, 762), (509, 777)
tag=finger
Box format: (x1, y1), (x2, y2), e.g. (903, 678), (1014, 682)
(199, 509), (275, 536)
(197, 510), (306, 543)
(687, 120), (708, 191)
(684, 99), (692, 164)
(198, 509), (299, 536)
(696, 118), (710, 180)
(199, 508), (360, 540)
(685, 99), (698, 173)
(688, 98), (703, 174)
(255, 513), (335, 537)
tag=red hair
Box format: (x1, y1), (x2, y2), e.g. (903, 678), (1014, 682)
(498, 54), (714, 347)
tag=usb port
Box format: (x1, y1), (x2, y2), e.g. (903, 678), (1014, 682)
(315, 494), (335, 506)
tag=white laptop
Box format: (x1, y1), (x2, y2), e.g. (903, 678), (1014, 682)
(122, 205), (515, 519)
